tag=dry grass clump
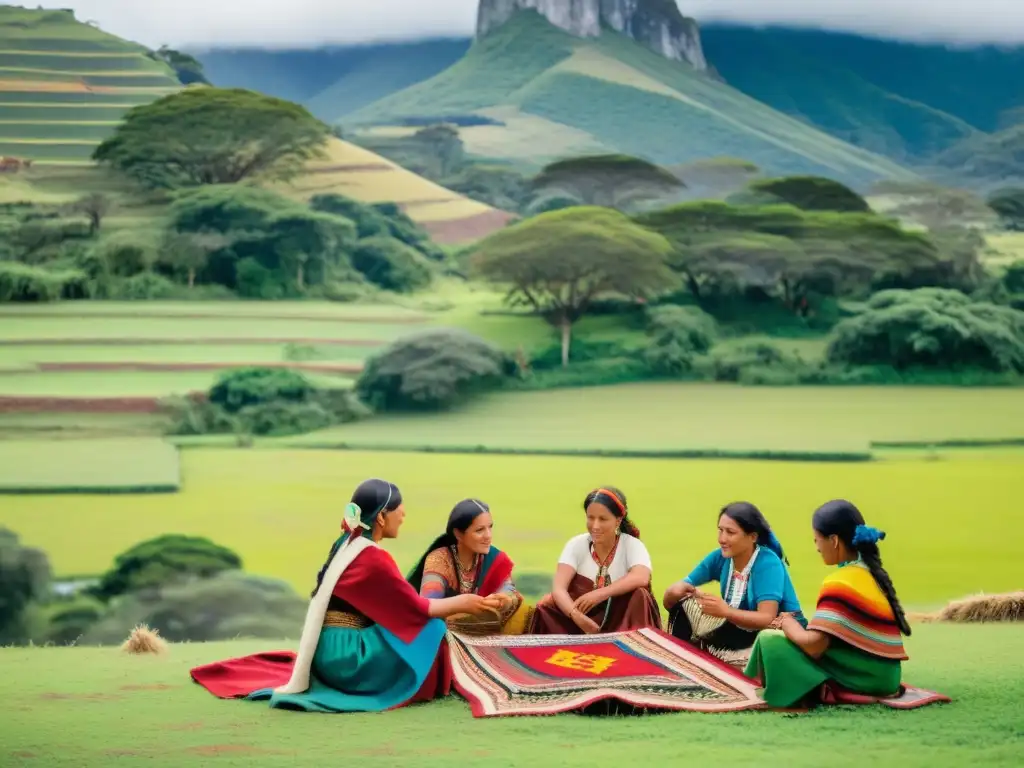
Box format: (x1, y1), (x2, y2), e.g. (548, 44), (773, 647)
(912, 592), (1024, 624)
(120, 624), (168, 654)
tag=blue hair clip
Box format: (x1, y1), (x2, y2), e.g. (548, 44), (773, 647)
(852, 524), (886, 546)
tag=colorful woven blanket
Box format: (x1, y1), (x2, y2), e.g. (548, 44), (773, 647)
(448, 627), (766, 717)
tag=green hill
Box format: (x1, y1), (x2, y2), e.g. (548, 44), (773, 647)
(0, 6), (182, 165)
(344, 11), (914, 187)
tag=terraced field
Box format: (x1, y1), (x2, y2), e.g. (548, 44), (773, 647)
(0, 301), (433, 411)
(0, 7), (181, 165)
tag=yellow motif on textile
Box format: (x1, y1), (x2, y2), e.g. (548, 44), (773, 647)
(545, 649), (617, 675)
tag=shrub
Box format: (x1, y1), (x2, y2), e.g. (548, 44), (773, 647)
(356, 329), (511, 411)
(643, 305), (718, 375)
(236, 400), (334, 437)
(89, 534), (243, 602)
(107, 272), (178, 300)
(208, 368), (318, 413)
(350, 236), (432, 292)
(43, 594), (107, 645)
(827, 288), (1024, 373)
(706, 342), (813, 383)
(160, 395), (240, 436)
(0, 263), (88, 303)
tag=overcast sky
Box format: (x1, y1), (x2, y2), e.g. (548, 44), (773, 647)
(29, 1), (1024, 49)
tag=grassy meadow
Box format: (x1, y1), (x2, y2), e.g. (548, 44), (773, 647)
(2, 622), (1022, 767)
(2, 446), (1022, 611)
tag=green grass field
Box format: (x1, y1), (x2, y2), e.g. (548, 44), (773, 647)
(0, 437), (179, 492)
(287, 383), (1024, 454)
(2, 622), (1022, 767)
(2, 447), (1022, 609)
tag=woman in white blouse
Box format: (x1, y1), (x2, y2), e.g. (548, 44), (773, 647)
(529, 486), (662, 634)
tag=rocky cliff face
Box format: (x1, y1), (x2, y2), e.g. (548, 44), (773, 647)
(476, 0), (707, 70)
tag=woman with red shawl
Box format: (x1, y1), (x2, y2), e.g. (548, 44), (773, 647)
(190, 478), (500, 712)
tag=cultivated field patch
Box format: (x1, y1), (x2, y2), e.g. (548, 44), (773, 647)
(0, 437), (179, 493)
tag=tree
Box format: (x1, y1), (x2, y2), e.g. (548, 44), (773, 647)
(90, 534), (243, 602)
(669, 157), (760, 199)
(471, 207), (677, 367)
(93, 88), (330, 189)
(872, 181), (996, 231)
(0, 528), (51, 645)
(412, 124), (465, 178)
(67, 192), (111, 234)
(988, 187), (1024, 231)
(356, 329), (511, 412)
(350, 236), (432, 292)
(150, 45), (210, 85)
(747, 176), (871, 213)
(158, 231), (233, 288)
(530, 154), (684, 211)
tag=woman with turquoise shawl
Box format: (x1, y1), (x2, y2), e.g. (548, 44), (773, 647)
(190, 478), (501, 713)
(407, 498), (534, 635)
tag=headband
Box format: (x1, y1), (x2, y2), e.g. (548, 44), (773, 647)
(594, 488), (626, 516)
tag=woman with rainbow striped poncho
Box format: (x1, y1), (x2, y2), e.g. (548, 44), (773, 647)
(744, 499), (911, 708)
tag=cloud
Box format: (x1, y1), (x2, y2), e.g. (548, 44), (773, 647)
(34, 1), (1024, 49)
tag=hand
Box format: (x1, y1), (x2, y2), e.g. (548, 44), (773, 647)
(662, 581), (694, 611)
(694, 590), (731, 619)
(570, 609), (601, 634)
(457, 594), (503, 615)
(573, 589), (608, 616)
(776, 613), (801, 634)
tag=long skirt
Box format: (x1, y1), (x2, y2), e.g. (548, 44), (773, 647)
(190, 621), (450, 713)
(743, 629), (902, 708)
(528, 573), (662, 634)
(667, 597), (757, 666)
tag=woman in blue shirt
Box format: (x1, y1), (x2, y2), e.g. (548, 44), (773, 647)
(662, 502), (805, 665)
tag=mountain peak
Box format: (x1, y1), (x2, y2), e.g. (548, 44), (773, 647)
(476, 0), (707, 70)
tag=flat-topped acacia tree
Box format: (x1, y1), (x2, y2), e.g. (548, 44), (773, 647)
(93, 87), (330, 189)
(530, 154), (684, 210)
(471, 206), (676, 368)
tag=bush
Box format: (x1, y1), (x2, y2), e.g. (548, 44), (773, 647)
(43, 594), (107, 645)
(0, 262), (89, 303)
(89, 534), (243, 602)
(107, 272), (178, 300)
(80, 571), (309, 644)
(528, 336), (642, 371)
(827, 288), (1024, 373)
(706, 342), (814, 384)
(208, 368), (318, 413)
(356, 329), (511, 411)
(350, 236), (432, 292)
(160, 395), (240, 436)
(643, 305), (718, 375)
(236, 400), (334, 437)
(508, 357), (653, 390)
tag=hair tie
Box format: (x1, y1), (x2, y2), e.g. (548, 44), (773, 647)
(342, 502), (368, 533)
(852, 524), (885, 547)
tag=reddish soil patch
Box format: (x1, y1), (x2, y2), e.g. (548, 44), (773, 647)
(34, 361), (363, 374)
(0, 337), (386, 347)
(422, 210), (518, 244)
(0, 396), (167, 414)
(185, 745), (294, 756)
(0, 310), (425, 323)
(398, 198), (462, 208)
(9, 751), (36, 759)
(119, 683), (180, 692)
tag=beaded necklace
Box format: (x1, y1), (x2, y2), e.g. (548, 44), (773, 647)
(724, 546), (760, 609)
(451, 545), (479, 593)
(589, 537), (619, 589)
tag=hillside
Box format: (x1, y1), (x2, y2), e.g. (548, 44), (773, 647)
(0, 6), (181, 165)
(343, 11), (913, 187)
(700, 25), (1024, 162)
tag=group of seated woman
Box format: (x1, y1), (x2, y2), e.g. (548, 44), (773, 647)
(191, 477), (913, 715)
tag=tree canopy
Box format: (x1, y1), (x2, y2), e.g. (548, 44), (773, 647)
(987, 187), (1024, 231)
(471, 206), (676, 366)
(747, 176), (870, 213)
(530, 154), (684, 210)
(93, 87), (330, 189)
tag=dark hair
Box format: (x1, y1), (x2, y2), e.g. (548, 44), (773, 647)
(812, 499), (911, 636)
(406, 498), (491, 588)
(719, 501), (788, 564)
(311, 478), (403, 597)
(584, 486), (640, 539)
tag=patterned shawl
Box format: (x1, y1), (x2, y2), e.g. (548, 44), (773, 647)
(808, 561), (909, 661)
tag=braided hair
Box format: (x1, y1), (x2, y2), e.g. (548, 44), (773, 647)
(812, 499), (911, 636)
(584, 486), (640, 539)
(311, 478), (403, 597)
(406, 498), (490, 589)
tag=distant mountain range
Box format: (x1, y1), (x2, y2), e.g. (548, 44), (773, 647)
(195, 16), (1024, 188)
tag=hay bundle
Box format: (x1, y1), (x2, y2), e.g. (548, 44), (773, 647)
(936, 592), (1024, 623)
(121, 623), (168, 654)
